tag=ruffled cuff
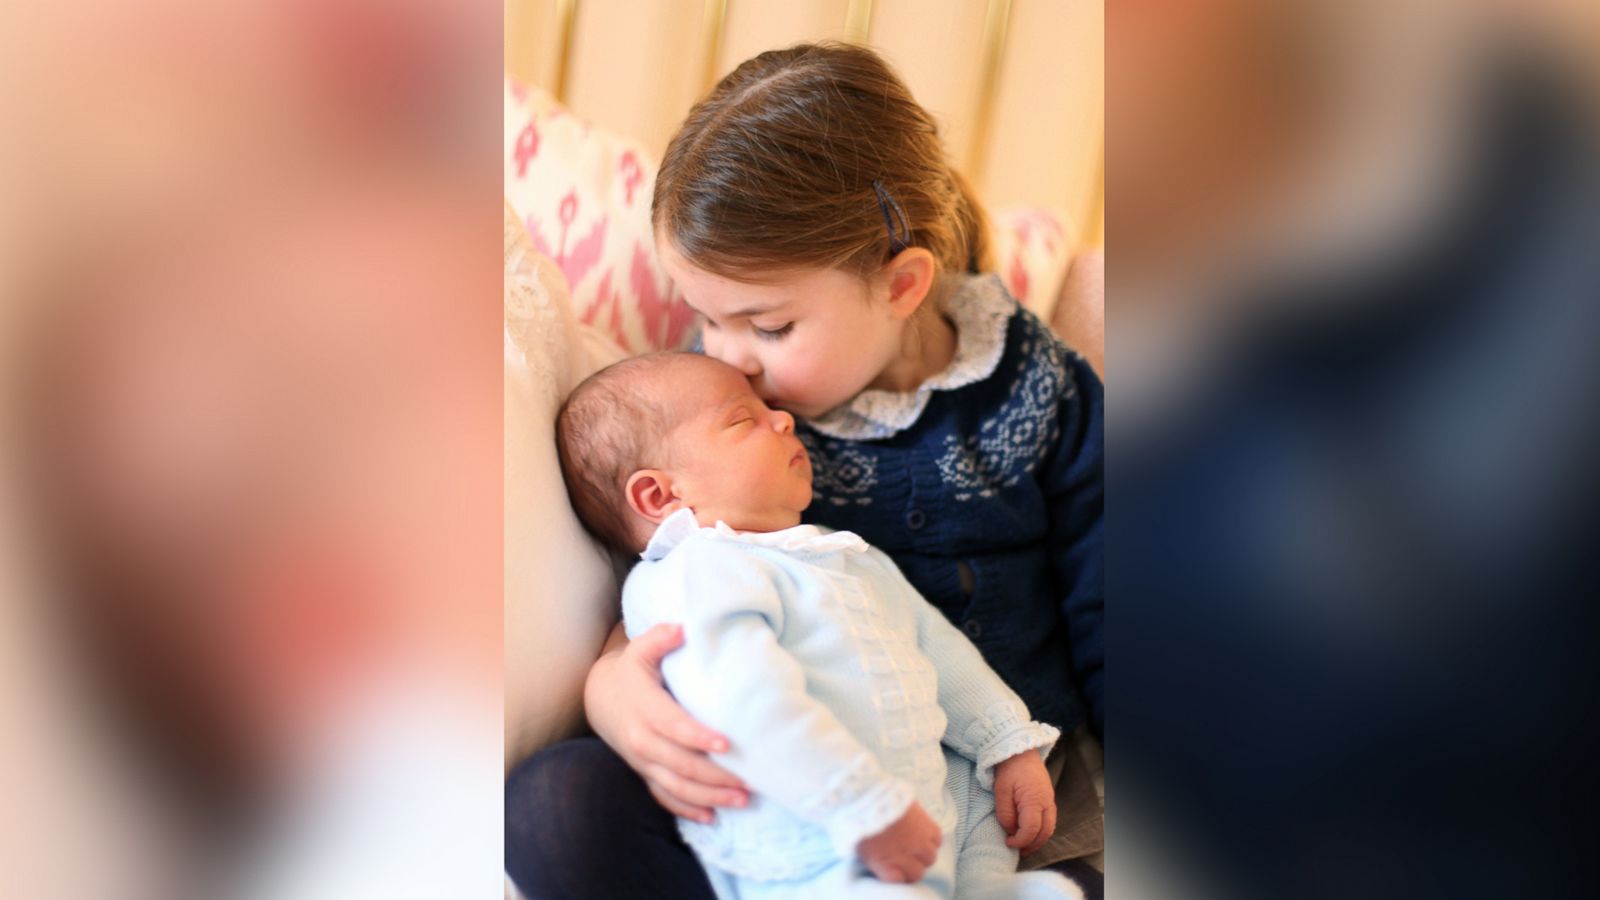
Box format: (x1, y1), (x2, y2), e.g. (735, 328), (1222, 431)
(821, 775), (917, 859)
(973, 721), (1061, 790)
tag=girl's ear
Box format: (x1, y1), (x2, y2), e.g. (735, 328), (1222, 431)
(878, 248), (938, 322)
(625, 469), (682, 524)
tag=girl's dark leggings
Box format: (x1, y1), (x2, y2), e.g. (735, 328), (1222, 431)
(505, 736), (716, 900)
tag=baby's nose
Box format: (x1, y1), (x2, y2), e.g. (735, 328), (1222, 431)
(771, 410), (794, 434)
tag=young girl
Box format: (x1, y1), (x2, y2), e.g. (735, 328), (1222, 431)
(506, 42), (1103, 899)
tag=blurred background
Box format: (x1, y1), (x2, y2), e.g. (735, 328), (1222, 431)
(5, 1), (504, 898)
(1107, 1), (1600, 898)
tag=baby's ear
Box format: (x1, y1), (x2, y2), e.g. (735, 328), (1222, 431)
(625, 469), (681, 524)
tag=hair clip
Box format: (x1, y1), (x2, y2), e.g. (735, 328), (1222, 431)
(872, 179), (911, 255)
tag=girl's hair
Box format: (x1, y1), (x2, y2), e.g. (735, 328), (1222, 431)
(653, 41), (992, 281)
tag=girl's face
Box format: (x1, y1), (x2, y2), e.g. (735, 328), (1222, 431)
(657, 237), (905, 420)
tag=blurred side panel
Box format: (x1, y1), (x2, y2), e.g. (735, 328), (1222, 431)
(4, 1), (506, 897)
(1107, 1), (1600, 897)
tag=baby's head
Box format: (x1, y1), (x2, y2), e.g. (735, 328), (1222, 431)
(556, 352), (813, 554)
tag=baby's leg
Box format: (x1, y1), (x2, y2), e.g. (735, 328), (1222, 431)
(945, 750), (1084, 900)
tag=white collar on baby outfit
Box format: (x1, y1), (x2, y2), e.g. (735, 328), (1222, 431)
(804, 274), (1016, 441)
(641, 508), (869, 562)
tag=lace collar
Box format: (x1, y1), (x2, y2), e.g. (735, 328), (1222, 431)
(805, 274), (1016, 441)
(641, 508), (869, 562)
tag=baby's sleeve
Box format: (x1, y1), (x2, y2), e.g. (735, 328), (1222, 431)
(892, 555), (1060, 789)
(647, 540), (917, 857)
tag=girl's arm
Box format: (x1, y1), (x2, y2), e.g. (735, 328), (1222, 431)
(642, 542), (919, 857)
(583, 620), (750, 823)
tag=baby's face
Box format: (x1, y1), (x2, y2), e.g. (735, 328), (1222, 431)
(657, 357), (813, 532)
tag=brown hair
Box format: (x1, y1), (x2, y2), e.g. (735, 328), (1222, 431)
(556, 353), (694, 554)
(653, 41), (992, 282)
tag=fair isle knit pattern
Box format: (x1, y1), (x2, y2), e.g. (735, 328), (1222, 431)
(936, 327), (1074, 502)
(807, 442), (880, 508)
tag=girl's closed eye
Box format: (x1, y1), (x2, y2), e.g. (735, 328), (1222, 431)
(753, 322), (794, 341)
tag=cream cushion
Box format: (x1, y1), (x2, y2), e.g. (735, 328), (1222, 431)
(503, 203), (625, 769)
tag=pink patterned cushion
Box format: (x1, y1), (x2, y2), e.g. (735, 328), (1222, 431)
(505, 80), (1073, 352)
(504, 81), (693, 355)
(991, 205), (1074, 319)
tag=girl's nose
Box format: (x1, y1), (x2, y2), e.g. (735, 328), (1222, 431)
(718, 339), (762, 378)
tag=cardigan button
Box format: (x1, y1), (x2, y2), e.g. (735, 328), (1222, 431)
(962, 619), (983, 640)
(905, 509), (927, 530)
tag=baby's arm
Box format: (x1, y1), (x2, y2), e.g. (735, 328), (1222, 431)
(630, 541), (922, 861)
(892, 563), (1060, 854)
(893, 561), (1059, 783)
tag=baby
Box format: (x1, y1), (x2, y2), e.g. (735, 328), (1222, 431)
(557, 352), (1082, 900)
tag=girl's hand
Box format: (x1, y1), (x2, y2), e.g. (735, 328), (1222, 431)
(993, 751), (1057, 856)
(583, 622), (750, 823)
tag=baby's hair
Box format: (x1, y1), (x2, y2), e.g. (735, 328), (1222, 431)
(653, 41), (992, 282)
(556, 352), (697, 554)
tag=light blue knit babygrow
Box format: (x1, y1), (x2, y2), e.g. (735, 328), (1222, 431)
(622, 509), (1083, 899)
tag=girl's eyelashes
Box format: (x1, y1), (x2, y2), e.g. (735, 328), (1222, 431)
(754, 322), (795, 341)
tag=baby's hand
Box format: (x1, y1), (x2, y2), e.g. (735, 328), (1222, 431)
(993, 751), (1056, 856)
(857, 801), (942, 884)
